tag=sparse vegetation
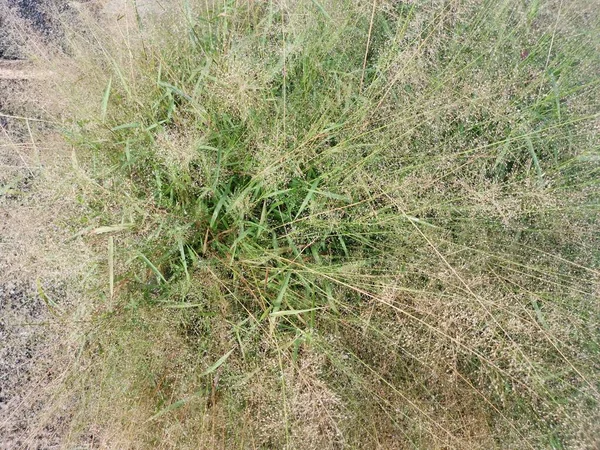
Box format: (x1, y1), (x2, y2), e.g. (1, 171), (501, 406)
(3, 0), (600, 448)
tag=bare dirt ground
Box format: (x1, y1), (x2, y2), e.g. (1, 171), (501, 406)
(1, 2), (69, 443)
(0, 76), (66, 447)
(0, 138), (58, 449)
(0, 99), (93, 447)
(0, 1), (162, 447)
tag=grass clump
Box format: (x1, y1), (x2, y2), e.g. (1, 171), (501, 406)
(35, 0), (600, 448)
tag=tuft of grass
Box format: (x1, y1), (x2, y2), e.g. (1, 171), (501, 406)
(26, 0), (600, 448)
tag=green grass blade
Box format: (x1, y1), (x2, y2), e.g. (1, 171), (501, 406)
(200, 349), (234, 377)
(310, 0), (332, 21)
(91, 224), (133, 235)
(138, 253), (167, 284)
(178, 239), (190, 282)
(525, 136), (544, 181)
(145, 349), (234, 422)
(108, 236), (114, 300)
(294, 179), (319, 220)
(101, 77), (112, 123)
(36, 279), (62, 317)
(270, 307), (324, 317)
(146, 397), (191, 423)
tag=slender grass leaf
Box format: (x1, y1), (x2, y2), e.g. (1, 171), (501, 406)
(200, 348), (234, 377)
(146, 397), (192, 423)
(273, 271), (291, 314)
(295, 179), (319, 220)
(525, 136), (543, 181)
(210, 194), (228, 229)
(108, 236), (114, 299)
(405, 216), (440, 229)
(158, 81), (193, 102)
(111, 122), (140, 132)
(178, 240), (190, 282)
(270, 307), (324, 317)
(310, 0), (332, 20)
(270, 271), (291, 334)
(36, 279), (62, 317)
(310, 188), (351, 202)
(531, 299), (549, 329)
(101, 77), (112, 123)
(91, 224), (133, 235)
(138, 253), (167, 284)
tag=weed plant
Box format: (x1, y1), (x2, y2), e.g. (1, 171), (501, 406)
(34, 0), (600, 448)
